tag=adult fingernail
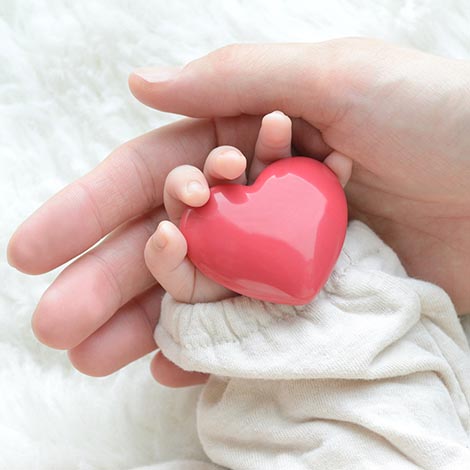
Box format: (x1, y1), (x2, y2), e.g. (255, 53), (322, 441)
(132, 66), (182, 83)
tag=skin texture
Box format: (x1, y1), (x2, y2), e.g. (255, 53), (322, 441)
(7, 38), (470, 388)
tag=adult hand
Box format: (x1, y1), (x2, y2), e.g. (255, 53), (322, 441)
(8, 38), (470, 388)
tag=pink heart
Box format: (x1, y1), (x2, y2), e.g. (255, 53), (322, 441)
(180, 157), (348, 305)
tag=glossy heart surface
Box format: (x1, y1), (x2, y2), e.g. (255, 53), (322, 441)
(180, 157), (348, 305)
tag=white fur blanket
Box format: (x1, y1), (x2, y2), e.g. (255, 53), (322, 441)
(1, 1), (470, 468)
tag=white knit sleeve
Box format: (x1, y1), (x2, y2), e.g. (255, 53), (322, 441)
(154, 220), (470, 469)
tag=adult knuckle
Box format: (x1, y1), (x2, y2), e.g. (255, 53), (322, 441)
(206, 43), (247, 77)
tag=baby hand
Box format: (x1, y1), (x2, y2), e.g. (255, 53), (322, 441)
(144, 111), (352, 304)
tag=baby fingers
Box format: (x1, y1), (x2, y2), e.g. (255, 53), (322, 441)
(323, 151), (353, 187)
(145, 221), (232, 303)
(164, 165), (210, 225)
(202, 146), (247, 186)
(249, 110), (292, 182)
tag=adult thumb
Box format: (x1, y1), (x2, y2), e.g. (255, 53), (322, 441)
(128, 39), (371, 128)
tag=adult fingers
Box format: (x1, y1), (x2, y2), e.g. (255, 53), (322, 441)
(68, 284), (206, 386)
(128, 39), (371, 126)
(68, 285), (163, 376)
(22, 114), (333, 352)
(291, 117), (332, 159)
(6, 119), (206, 274)
(150, 351), (209, 387)
(8, 113), (333, 279)
(32, 207), (165, 350)
(8, 115), (261, 275)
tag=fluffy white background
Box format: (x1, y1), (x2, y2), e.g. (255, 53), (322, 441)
(1, 1), (470, 469)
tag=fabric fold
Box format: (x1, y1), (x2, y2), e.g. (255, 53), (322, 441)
(153, 220), (470, 469)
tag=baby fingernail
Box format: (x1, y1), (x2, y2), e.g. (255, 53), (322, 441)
(132, 65), (182, 83)
(186, 181), (204, 194)
(265, 110), (289, 122)
(222, 150), (242, 161)
(153, 225), (168, 249)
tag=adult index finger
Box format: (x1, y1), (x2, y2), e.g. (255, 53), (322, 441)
(7, 115), (260, 274)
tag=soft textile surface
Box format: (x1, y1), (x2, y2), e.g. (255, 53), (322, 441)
(156, 221), (470, 469)
(1, 1), (470, 469)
